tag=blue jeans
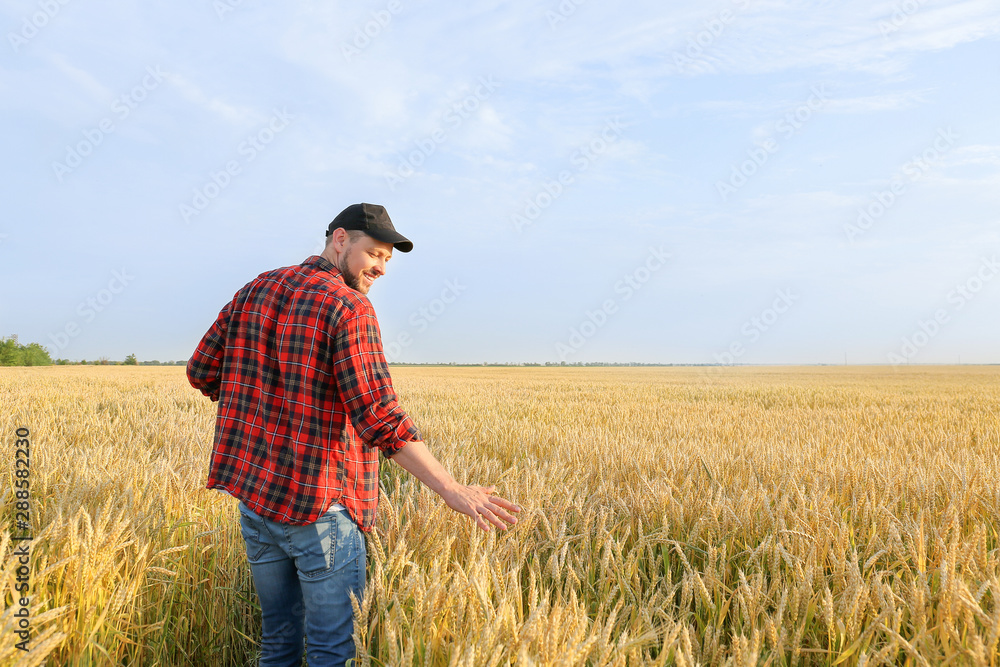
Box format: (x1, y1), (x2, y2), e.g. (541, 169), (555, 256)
(238, 501), (366, 667)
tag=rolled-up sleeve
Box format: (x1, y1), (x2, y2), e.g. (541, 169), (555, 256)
(332, 305), (421, 455)
(187, 298), (234, 402)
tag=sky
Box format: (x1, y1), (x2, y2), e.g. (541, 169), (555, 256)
(1, 0), (998, 365)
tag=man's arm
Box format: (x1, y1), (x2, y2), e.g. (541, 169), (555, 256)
(187, 298), (234, 402)
(331, 306), (424, 449)
(330, 305), (520, 531)
(387, 440), (520, 532)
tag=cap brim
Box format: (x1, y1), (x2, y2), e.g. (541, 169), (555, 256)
(367, 229), (413, 253)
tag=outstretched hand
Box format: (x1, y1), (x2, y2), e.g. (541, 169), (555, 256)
(440, 483), (521, 532)
(388, 440), (522, 532)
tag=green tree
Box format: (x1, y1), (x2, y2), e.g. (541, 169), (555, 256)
(0, 337), (53, 366)
(124, 353), (138, 365)
(0, 337), (16, 365)
(22, 343), (53, 366)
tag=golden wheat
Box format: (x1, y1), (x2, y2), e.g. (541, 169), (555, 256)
(0, 364), (997, 665)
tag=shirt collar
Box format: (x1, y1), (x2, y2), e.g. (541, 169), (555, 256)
(304, 254), (341, 279)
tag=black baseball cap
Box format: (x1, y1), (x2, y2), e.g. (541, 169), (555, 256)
(326, 203), (413, 253)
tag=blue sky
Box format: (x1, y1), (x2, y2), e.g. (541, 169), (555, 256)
(2, 0), (998, 365)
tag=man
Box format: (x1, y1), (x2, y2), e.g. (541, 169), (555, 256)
(187, 203), (520, 666)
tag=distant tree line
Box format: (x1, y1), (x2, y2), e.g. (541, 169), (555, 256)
(0, 336), (53, 366)
(53, 357), (186, 366)
(0, 336), (190, 367)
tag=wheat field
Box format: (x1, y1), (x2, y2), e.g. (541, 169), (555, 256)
(0, 364), (998, 666)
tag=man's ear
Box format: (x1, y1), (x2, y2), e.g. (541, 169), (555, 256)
(328, 227), (349, 253)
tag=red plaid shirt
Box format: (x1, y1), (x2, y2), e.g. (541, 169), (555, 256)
(187, 255), (421, 531)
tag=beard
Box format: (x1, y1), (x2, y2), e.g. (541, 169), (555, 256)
(336, 246), (370, 294)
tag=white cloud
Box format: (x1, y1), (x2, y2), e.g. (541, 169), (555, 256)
(942, 144), (1000, 168)
(167, 73), (259, 126)
(459, 103), (515, 152)
(44, 52), (111, 102)
(824, 90), (929, 113)
(539, 0), (1000, 80)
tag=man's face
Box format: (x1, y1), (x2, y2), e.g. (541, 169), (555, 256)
(339, 233), (393, 295)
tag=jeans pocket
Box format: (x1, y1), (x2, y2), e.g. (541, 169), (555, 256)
(238, 502), (274, 564)
(289, 511), (362, 581)
(289, 514), (338, 580)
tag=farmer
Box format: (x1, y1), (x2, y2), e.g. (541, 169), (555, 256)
(187, 203), (520, 666)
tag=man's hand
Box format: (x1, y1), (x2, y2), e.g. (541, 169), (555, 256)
(439, 483), (520, 532)
(388, 441), (521, 532)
